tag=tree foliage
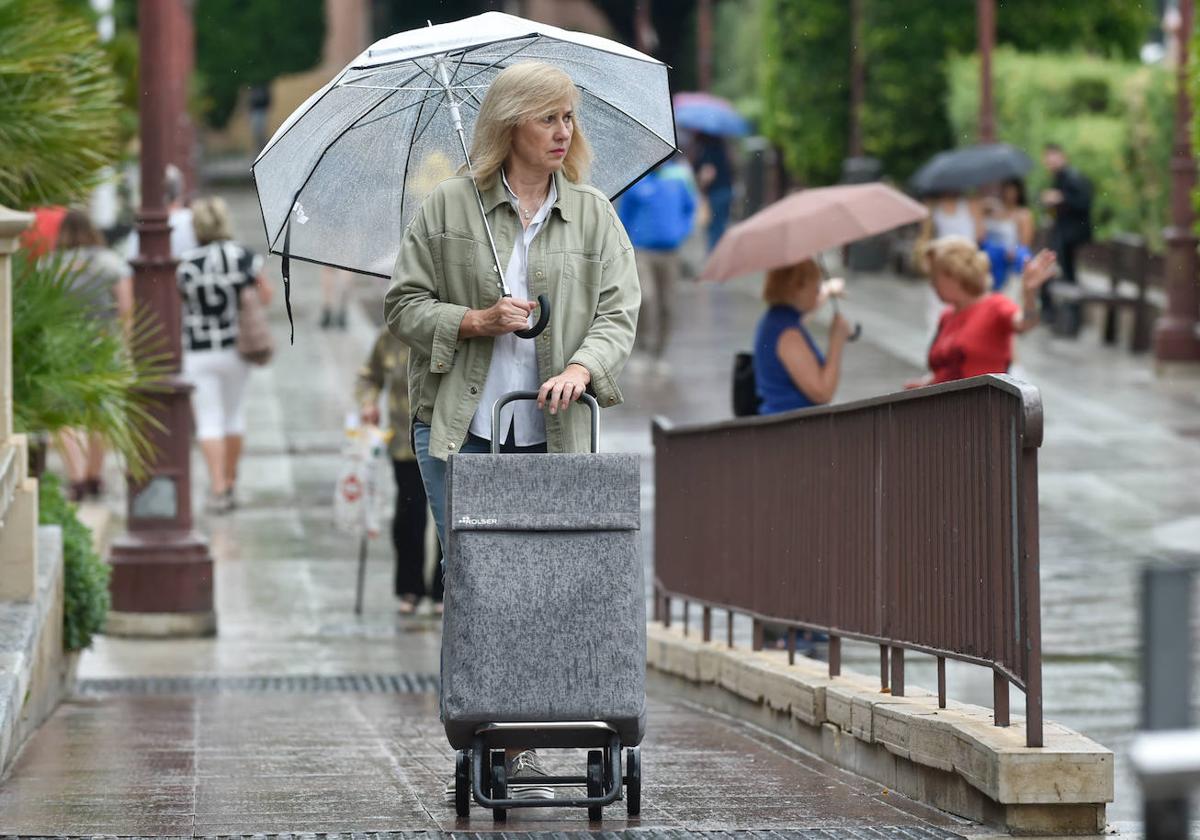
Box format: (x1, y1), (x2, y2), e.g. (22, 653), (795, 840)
(760, 0), (849, 185)
(947, 48), (1173, 247)
(194, 0), (325, 129)
(0, 0), (124, 209)
(760, 0), (1153, 185)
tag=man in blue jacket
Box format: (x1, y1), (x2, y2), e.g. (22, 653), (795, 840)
(618, 154), (698, 371)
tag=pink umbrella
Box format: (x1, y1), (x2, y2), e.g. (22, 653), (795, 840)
(700, 182), (928, 282)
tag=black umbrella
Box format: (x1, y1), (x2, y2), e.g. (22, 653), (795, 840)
(909, 143), (1033, 196)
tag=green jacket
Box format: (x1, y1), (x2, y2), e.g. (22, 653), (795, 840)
(384, 170), (640, 460)
(353, 329), (415, 462)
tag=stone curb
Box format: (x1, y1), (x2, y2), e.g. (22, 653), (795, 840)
(0, 527), (72, 775)
(647, 622), (1114, 835)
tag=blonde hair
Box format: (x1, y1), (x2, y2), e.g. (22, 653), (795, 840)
(923, 235), (990, 296)
(467, 62), (592, 188)
(763, 259), (821, 305)
(191, 196), (232, 245)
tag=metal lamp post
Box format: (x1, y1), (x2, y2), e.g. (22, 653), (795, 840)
(106, 0), (215, 637)
(1155, 0), (1200, 366)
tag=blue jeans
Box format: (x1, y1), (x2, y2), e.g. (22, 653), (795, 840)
(706, 185), (733, 252)
(412, 422), (547, 549)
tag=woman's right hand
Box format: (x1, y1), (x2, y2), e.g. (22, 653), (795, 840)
(461, 297), (537, 338)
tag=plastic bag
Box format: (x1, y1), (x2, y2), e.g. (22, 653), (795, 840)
(334, 413), (390, 538)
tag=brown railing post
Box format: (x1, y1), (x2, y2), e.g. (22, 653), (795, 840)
(993, 671), (1010, 726)
(937, 657), (947, 709)
(879, 646), (890, 692)
(752, 619), (764, 652)
(829, 636), (841, 677)
(890, 646), (905, 697)
(652, 585), (661, 622)
(1020, 412), (1044, 746)
(682, 600), (689, 637)
(702, 606), (712, 642)
(787, 627), (796, 665)
(663, 596), (672, 629)
(727, 610), (734, 648)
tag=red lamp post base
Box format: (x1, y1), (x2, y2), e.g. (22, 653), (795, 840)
(107, 532), (216, 637)
(1154, 226), (1200, 365)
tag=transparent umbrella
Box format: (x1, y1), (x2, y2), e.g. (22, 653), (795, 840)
(252, 11), (676, 339)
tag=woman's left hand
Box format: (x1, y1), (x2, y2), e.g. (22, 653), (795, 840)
(1021, 249), (1058, 293)
(538, 363), (591, 415)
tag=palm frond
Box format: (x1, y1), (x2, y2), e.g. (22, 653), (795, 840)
(0, 0), (124, 209)
(12, 252), (172, 480)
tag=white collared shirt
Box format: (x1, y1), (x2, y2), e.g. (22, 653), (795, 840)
(468, 172), (558, 445)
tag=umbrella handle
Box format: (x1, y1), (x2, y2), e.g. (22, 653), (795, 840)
(831, 297), (862, 342)
(512, 293), (550, 339)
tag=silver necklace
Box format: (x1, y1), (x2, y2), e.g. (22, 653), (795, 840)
(519, 191), (547, 220)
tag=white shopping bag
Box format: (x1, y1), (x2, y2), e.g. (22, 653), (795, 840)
(334, 413), (390, 538)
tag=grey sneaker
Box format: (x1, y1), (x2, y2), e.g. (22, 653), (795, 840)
(508, 749), (554, 800)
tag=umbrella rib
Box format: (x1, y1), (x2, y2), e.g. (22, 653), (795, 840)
(348, 34), (540, 84)
(577, 86), (676, 147)
(268, 81), (411, 251)
(355, 30), (665, 76)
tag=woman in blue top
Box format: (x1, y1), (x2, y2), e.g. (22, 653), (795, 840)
(753, 259), (851, 414)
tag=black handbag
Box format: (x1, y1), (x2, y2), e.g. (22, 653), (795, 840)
(732, 352), (760, 417)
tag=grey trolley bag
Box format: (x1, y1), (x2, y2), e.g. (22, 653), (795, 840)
(443, 391), (645, 821)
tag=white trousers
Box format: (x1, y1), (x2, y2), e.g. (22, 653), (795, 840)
(182, 348), (251, 440)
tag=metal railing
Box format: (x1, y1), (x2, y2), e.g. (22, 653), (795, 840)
(652, 374), (1044, 747)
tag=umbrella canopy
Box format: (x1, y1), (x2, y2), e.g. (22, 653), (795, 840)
(700, 182), (928, 282)
(252, 12), (676, 280)
(909, 143), (1033, 196)
(672, 91), (749, 137)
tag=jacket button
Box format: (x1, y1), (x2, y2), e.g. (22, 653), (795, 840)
(469, 386), (478, 395)
(448, 442), (456, 450)
(535, 270), (544, 278)
(437, 362), (445, 369)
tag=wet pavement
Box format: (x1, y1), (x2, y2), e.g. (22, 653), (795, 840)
(1, 183), (1197, 833)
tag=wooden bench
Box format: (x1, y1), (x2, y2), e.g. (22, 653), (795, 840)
(1048, 233), (1155, 352)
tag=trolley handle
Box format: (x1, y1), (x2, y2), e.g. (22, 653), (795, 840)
(491, 390), (600, 455)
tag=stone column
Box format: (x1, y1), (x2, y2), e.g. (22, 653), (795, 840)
(0, 206), (38, 602)
(106, 0), (215, 637)
(1155, 0), (1200, 366)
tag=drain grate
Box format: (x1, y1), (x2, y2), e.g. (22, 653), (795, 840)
(4, 829), (967, 840)
(74, 672), (440, 696)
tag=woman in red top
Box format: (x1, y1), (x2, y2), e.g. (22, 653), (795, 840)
(906, 235), (1057, 388)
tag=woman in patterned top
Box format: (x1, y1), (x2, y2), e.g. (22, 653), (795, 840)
(177, 196), (273, 513)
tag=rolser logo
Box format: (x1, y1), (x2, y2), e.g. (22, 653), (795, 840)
(458, 515), (498, 526)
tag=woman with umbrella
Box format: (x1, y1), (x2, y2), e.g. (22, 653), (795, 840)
(754, 260), (853, 413)
(384, 60), (640, 796)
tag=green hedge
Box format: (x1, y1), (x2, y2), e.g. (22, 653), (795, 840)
(946, 48), (1174, 249)
(38, 474), (111, 652)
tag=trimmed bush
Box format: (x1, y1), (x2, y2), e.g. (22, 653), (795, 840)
(38, 474), (111, 652)
(946, 48), (1174, 248)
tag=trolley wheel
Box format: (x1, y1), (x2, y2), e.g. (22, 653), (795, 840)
(454, 750), (471, 817)
(625, 747), (642, 816)
(490, 751), (508, 822)
(587, 749), (604, 822)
